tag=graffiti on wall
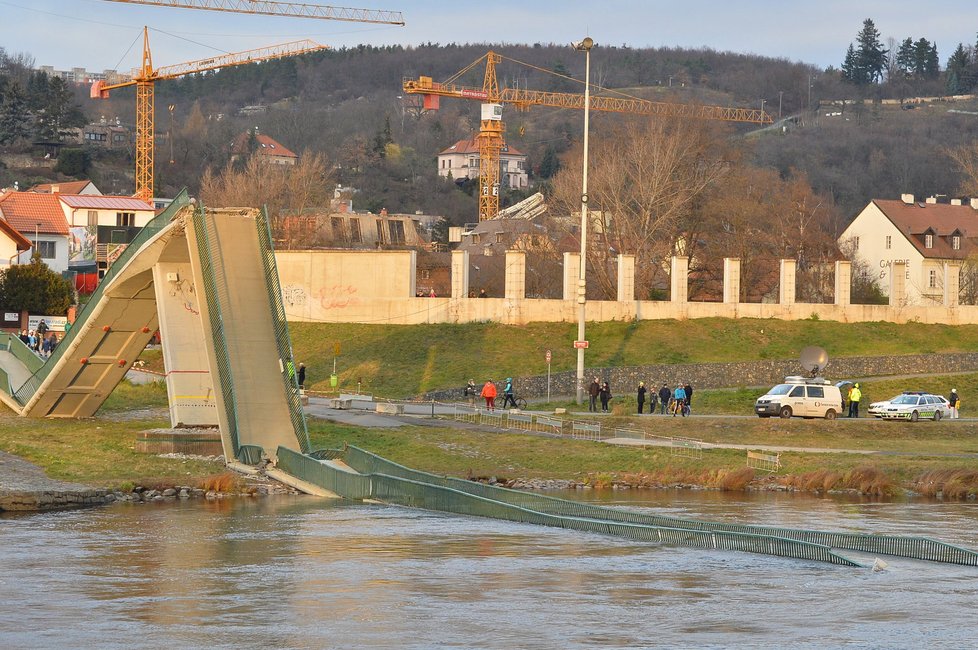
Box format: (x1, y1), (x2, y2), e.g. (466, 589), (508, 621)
(283, 284), (360, 310)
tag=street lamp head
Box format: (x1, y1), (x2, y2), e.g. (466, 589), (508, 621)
(572, 37), (594, 52)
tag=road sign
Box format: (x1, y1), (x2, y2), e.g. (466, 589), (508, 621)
(573, 340), (589, 349)
(545, 349), (552, 363)
(333, 342), (341, 355)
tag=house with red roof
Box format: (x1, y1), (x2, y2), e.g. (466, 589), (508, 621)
(231, 130), (298, 166)
(0, 192), (71, 272)
(437, 138), (528, 189)
(30, 180), (102, 196)
(839, 194), (978, 304)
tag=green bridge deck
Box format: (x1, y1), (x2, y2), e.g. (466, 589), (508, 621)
(274, 445), (978, 568)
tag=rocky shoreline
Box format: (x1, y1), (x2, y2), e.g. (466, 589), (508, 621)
(0, 451), (299, 513)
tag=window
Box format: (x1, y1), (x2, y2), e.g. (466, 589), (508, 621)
(789, 386), (804, 397)
(852, 236), (859, 250)
(389, 220), (405, 244)
(331, 217), (346, 240)
(471, 233), (481, 244)
(33, 240), (56, 259)
(419, 269), (430, 280)
(116, 212), (135, 227)
(87, 210), (98, 227)
(376, 220), (387, 245)
(495, 232), (505, 244)
(953, 235), (961, 250)
(349, 218), (361, 243)
(113, 134), (126, 143)
(929, 269), (937, 288)
(925, 234), (933, 249)
(807, 386), (824, 398)
(885, 235), (891, 250)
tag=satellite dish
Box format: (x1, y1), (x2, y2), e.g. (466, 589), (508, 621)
(800, 346), (829, 378)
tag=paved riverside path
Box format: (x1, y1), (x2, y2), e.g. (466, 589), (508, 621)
(0, 451), (110, 511)
(303, 397), (978, 460)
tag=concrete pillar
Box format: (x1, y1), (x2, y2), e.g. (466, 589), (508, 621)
(779, 259), (796, 305)
(152, 262), (218, 427)
(723, 258), (741, 304)
(670, 256), (688, 303)
(505, 250), (525, 300)
(451, 250), (469, 298)
(617, 254), (635, 301)
(944, 262), (960, 307)
(834, 260), (851, 306)
(563, 252), (580, 301)
(889, 260), (907, 306)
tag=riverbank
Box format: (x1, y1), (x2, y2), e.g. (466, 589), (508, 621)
(3, 381), (978, 511)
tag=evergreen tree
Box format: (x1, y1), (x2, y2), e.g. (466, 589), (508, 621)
(0, 79), (32, 144)
(855, 18), (888, 84)
(842, 44), (858, 82)
(896, 38), (915, 77)
(538, 145), (560, 179)
(946, 43), (971, 93)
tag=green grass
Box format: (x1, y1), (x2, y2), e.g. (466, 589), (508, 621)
(288, 319), (978, 397)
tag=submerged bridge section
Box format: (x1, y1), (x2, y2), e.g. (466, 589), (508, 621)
(0, 192), (308, 462)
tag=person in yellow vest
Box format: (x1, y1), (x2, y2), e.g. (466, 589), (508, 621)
(848, 383), (862, 418)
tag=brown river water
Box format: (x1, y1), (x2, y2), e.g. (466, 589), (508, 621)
(1, 489), (976, 649)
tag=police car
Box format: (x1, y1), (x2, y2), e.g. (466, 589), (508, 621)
(878, 392), (950, 422)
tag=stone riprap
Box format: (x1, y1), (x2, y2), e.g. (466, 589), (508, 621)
(421, 352), (978, 401)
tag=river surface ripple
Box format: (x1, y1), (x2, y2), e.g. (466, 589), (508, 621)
(1, 490), (976, 649)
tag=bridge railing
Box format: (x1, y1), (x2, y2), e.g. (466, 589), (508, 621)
(11, 191), (191, 406)
(192, 204), (242, 456)
(255, 207), (310, 454)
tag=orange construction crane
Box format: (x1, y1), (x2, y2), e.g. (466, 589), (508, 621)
(403, 51), (774, 221)
(92, 30), (329, 200)
(97, 0), (404, 25)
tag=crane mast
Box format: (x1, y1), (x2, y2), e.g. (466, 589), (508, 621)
(98, 0), (404, 24)
(403, 51), (774, 220)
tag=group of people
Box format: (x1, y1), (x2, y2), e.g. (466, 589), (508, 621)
(465, 377), (517, 412)
(19, 320), (59, 358)
(587, 377), (614, 412)
(636, 381), (694, 417)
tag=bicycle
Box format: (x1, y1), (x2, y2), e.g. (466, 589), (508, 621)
(669, 397), (690, 417)
(502, 393), (528, 410)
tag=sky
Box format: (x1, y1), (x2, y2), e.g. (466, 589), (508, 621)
(2, 0), (978, 73)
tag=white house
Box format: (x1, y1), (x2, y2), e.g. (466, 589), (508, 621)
(839, 194), (978, 304)
(57, 195), (156, 273)
(0, 191), (71, 273)
(437, 138), (528, 189)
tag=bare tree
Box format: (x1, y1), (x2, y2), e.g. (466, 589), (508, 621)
(546, 116), (735, 299)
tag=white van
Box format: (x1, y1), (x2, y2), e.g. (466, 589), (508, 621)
(755, 376), (843, 420)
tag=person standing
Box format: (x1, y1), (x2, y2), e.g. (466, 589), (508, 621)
(848, 383), (862, 418)
(481, 379), (497, 412)
(636, 381), (647, 414)
(949, 389), (960, 419)
(502, 377), (517, 409)
(588, 377), (601, 412)
(600, 381), (612, 412)
(297, 363), (306, 389)
(684, 383), (694, 409)
(36, 319), (48, 339)
(464, 379), (478, 407)
(658, 383), (671, 415)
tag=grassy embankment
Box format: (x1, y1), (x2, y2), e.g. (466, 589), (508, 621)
(2, 318), (977, 497)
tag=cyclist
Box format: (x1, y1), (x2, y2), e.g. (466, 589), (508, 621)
(672, 383), (688, 417)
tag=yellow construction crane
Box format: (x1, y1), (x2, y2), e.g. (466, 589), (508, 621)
(97, 0), (404, 24)
(92, 29), (329, 199)
(92, 1), (403, 199)
(403, 51), (774, 221)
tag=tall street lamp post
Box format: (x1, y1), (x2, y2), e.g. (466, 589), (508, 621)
(573, 36), (593, 404)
